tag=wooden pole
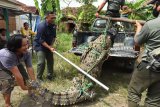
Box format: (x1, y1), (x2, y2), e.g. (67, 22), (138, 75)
(98, 16), (146, 25)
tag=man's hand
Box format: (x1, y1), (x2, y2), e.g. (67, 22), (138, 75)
(95, 12), (99, 17)
(49, 47), (55, 52)
(28, 80), (41, 89)
(135, 20), (143, 35)
(21, 85), (28, 90)
(42, 42), (55, 52)
(134, 20), (143, 41)
(122, 5), (128, 10)
(135, 20), (142, 28)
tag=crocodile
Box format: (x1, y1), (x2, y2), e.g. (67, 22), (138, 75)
(26, 34), (111, 106)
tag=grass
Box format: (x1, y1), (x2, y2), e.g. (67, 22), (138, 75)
(0, 32), (146, 107)
(54, 32), (73, 52)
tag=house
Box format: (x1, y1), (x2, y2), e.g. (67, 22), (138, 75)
(61, 7), (78, 33)
(0, 0), (38, 38)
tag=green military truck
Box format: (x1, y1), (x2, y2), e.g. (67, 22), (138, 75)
(70, 17), (140, 70)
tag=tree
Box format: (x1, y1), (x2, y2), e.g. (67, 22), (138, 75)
(126, 0), (154, 20)
(77, 4), (97, 24)
(72, 0), (97, 30)
(76, 0), (97, 4)
(63, 0), (73, 7)
(34, 0), (62, 24)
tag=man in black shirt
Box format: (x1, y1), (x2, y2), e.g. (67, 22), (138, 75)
(34, 12), (56, 81)
(95, 0), (125, 17)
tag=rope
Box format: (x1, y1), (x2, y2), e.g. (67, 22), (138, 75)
(79, 82), (93, 97)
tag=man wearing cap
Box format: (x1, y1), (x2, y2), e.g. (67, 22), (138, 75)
(128, 1), (160, 107)
(95, 0), (126, 17)
(34, 11), (56, 81)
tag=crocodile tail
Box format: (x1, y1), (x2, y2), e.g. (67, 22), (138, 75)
(28, 80), (95, 106)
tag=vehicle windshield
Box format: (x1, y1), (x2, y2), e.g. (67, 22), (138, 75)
(93, 19), (107, 28)
(93, 19), (135, 32)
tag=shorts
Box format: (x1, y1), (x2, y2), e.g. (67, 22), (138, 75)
(0, 79), (15, 94)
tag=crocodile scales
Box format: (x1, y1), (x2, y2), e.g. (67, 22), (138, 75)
(24, 34), (111, 106)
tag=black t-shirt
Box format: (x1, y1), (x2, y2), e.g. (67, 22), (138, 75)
(34, 20), (56, 52)
(104, 0), (125, 11)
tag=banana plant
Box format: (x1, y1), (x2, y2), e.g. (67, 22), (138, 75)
(126, 0), (154, 20)
(63, 3), (97, 30)
(55, 0), (63, 24)
(34, 0), (62, 24)
(33, 0), (42, 16)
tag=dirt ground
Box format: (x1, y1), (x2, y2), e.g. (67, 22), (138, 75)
(0, 62), (146, 107)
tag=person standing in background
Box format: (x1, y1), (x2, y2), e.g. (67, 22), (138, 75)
(21, 22), (36, 38)
(21, 22), (36, 50)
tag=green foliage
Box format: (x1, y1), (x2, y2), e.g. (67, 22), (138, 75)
(54, 52), (80, 79)
(126, 0), (154, 20)
(55, 0), (63, 24)
(58, 22), (66, 32)
(62, 7), (77, 20)
(34, 0), (62, 24)
(76, 0), (97, 4)
(41, 0), (56, 13)
(54, 33), (72, 52)
(39, 0), (55, 18)
(62, 4), (97, 31)
(53, 33), (80, 78)
(33, 0), (42, 16)
(77, 4), (97, 25)
(67, 14), (77, 20)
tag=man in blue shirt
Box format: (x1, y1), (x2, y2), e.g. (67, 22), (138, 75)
(34, 11), (56, 81)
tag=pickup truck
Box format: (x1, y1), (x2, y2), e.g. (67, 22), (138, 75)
(70, 18), (139, 70)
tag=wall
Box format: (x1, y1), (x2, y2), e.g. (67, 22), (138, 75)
(0, 16), (16, 33)
(16, 14), (38, 32)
